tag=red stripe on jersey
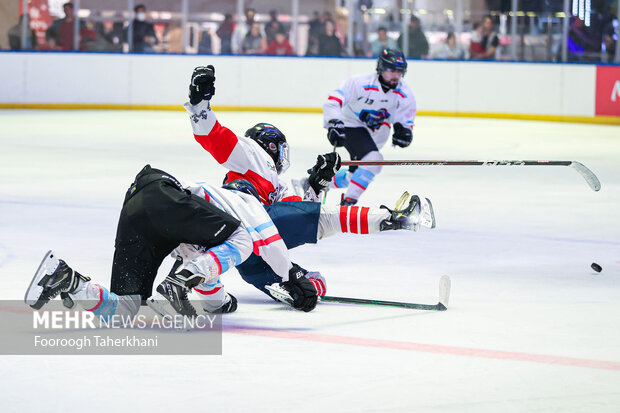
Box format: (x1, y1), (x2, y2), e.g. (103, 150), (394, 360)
(194, 286), (222, 295)
(349, 206), (359, 233)
(252, 234), (283, 255)
(225, 170), (277, 205)
(350, 180), (366, 190)
(281, 195), (302, 202)
(194, 121), (238, 164)
(381, 122), (390, 128)
(339, 206), (348, 232)
(393, 90), (405, 98)
(328, 96), (343, 107)
(84, 285), (104, 311)
(207, 251), (222, 275)
(360, 207), (369, 234)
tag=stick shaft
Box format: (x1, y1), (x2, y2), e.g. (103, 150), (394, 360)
(321, 295), (446, 311)
(340, 159), (600, 192)
(341, 160), (571, 166)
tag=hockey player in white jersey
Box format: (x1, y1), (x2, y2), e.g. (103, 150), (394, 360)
(25, 165), (319, 319)
(323, 48), (416, 205)
(185, 65), (435, 303)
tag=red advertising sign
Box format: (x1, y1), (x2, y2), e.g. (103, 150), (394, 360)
(595, 66), (620, 117)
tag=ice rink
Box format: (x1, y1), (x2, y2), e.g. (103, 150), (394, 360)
(1, 109), (619, 412)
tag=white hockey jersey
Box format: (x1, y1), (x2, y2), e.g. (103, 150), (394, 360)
(323, 73), (417, 148)
(184, 101), (301, 206)
(181, 180), (293, 280)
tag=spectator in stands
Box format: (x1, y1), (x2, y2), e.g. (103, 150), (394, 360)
(242, 22), (266, 54)
(233, 8), (261, 54)
(306, 11), (323, 55)
(198, 30), (213, 54)
(432, 32), (465, 59)
(265, 9), (286, 45)
(217, 13), (234, 54)
(397, 15), (429, 58)
(100, 21), (124, 52)
(265, 30), (293, 55)
(602, 16), (617, 62)
(8, 14), (38, 50)
(469, 15), (498, 60)
(370, 26), (398, 56)
(128, 4), (157, 52)
(46, 2), (84, 50)
(566, 16), (600, 61)
(319, 19), (345, 56)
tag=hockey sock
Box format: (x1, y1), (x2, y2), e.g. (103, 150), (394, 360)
(329, 168), (351, 189)
(194, 276), (229, 312)
(343, 167), (376, 201)
(317, 205), (390, 239)
(70, 282), (139, 318)
(181, 226), (251, 280)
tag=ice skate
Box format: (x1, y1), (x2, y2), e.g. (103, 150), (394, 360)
(201, 292), (238, 314)
(419, 197), (436, 229)
(147, 258), (203, 318)
(340, 196), (358, 206)
(24, 250), (90, 309)
(379, 192), (421, 231)
(291, 177), (310, 197)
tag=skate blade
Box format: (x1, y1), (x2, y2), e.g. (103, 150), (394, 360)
(438, 275), (451, 308)
(290, 179), (305, 197)
(420, 197), (436, 229)
(265, 284), (294, 306)
(24, 250), (60, 308)
(146, 292), (178, 318)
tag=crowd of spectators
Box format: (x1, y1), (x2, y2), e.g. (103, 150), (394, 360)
(4, 4), (618, 63)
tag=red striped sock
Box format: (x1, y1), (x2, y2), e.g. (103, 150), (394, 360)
(339, 206), (370, 234)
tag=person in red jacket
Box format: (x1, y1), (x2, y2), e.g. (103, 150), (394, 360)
(265, 30), (294, 55)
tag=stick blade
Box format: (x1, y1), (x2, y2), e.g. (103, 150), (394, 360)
(438, 275), (451, 309)
(570, 161), (601, 192)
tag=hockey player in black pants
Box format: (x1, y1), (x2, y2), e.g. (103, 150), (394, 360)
(25, 165), (319, 317)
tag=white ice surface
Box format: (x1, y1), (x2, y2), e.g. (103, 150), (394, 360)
(0, 110), (619, 412)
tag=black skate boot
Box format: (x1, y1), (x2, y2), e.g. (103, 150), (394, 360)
(25, 250), (91, 310)
(380, 192), (422, 231)
(205, 293), (238, 314)
(340, 196), (358, 206)
(147, 257), (204, 318)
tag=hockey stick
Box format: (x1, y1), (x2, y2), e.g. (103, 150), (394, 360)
(341, 160), (601, 192)
(321, 275), (451, 311)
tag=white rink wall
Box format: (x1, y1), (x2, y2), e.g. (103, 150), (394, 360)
(0, 52), (596, 117)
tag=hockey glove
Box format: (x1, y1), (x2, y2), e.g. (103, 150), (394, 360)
(307, 152), (342, 195)
(326, 119), (346, 147)
(392, 122), (413, 148)
(282, 264), (318, 312)
(189, 65), (216, 105)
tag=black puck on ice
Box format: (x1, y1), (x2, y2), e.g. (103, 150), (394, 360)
(591, 262), (602, 273)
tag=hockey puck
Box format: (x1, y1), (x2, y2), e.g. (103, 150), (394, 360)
(591, 262), (602, 273)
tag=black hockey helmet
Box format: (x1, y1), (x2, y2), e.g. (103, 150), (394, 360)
(376, 48), (407, 76)
(222, 179), (260, 201)
(244, 123), (290, 174)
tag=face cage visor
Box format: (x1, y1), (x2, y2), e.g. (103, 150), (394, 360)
(276, 142), (290, 175)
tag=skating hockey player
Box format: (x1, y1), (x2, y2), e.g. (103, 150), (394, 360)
(321, 48), (416, 205)
(184, 65), (435, 304)
(25, 165), (319, 318)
